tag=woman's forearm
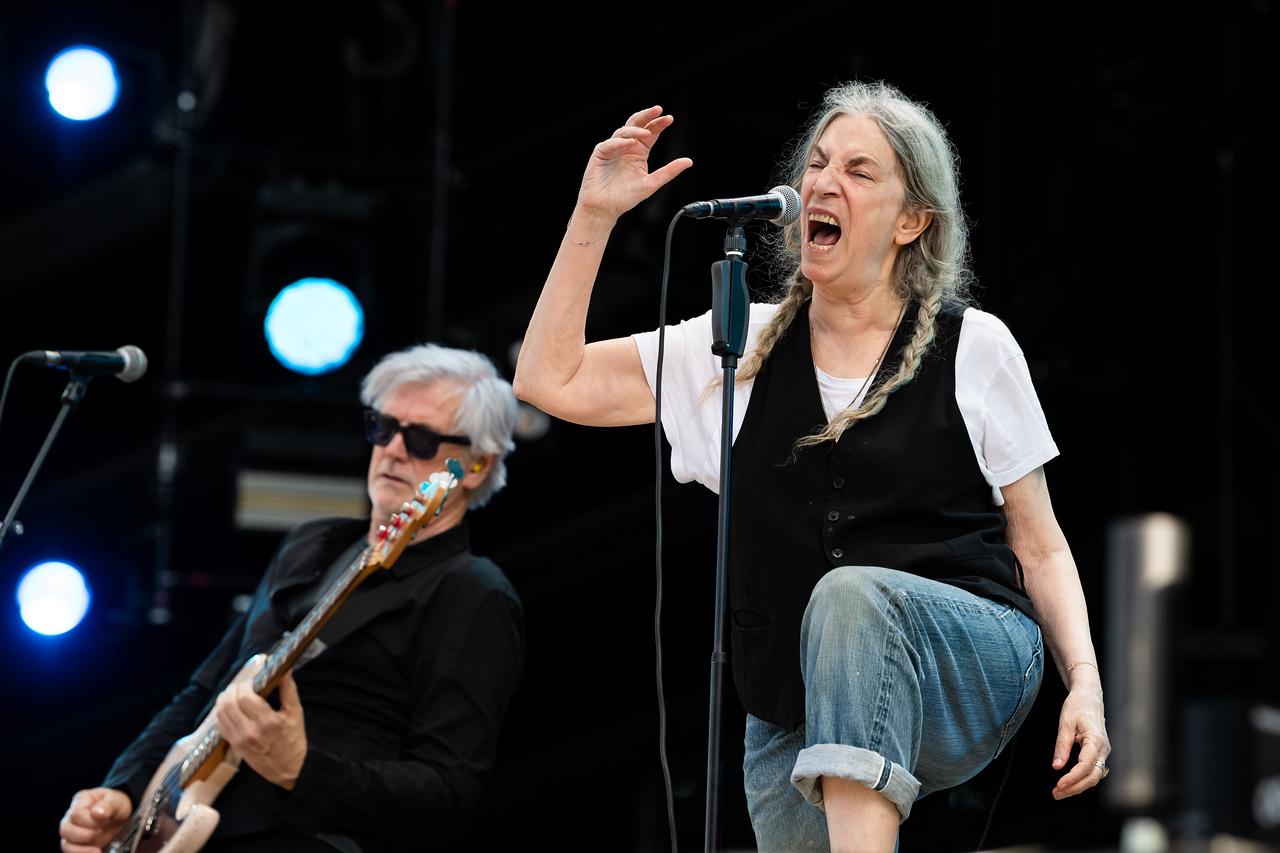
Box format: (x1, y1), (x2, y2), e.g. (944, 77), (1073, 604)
(515, 107), (690, 423)
(512, 205), (616, 406)
(1022, 548), (1102, 692)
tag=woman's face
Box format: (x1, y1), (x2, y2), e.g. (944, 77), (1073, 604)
(799, 113), (921, 296)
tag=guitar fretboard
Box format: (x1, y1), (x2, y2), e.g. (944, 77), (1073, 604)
(254, 546), (372, 692)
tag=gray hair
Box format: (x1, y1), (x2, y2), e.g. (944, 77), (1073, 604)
(741, 80), (974, 450)
(769, 79), (973, 302)
(360, 344), (517, 508)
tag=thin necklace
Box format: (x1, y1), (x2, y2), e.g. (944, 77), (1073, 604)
(814, 298), (909, 412)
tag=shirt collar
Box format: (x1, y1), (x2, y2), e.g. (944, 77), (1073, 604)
(384, 520), (470, 579)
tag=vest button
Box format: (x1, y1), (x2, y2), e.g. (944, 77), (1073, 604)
(827, 510), (840, 522)
(831, 548), (844, 560)
(832, 476), (845, 489)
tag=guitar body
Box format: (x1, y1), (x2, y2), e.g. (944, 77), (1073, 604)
(110, 657), (260, 853)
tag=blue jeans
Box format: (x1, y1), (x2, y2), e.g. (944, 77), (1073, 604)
(743, 565), (1044, 851)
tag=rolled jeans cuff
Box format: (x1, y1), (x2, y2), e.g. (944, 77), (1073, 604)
(791, 743), (922, 822)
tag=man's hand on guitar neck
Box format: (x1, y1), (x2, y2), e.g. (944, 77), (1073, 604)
(215, 668), (308, 790)
(59, 787), (131, 853)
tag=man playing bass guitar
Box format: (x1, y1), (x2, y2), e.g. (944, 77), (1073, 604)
(59, 344), (525, 853)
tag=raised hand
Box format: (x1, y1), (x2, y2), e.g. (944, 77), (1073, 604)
(575, 105), (693, 227)
(59, 787), (131, 853)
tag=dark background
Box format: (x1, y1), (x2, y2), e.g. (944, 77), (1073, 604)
(1, 1), (1277, 850)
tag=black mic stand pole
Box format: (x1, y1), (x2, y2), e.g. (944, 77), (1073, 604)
(704, 222), (750, 853)
(0, 373), (93, 552)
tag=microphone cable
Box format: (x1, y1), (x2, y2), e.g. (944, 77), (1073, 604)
(0, 354), (23, 441)
(653, 208), (685, 851)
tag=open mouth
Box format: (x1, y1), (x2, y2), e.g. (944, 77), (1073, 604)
(807, 212), (842, 251)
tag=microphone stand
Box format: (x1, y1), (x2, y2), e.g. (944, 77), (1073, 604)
(704, 222), (750, 853)
(0, 373), (93, 552)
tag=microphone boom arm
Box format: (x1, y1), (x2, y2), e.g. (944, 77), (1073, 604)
(0, 373), (93, 550)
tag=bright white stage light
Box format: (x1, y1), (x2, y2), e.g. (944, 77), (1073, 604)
(46, 46), (119, 121)
(16, 561), (91, 636)
(265, 277), (365, 376)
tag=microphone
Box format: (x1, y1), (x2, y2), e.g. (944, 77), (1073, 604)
(681, 185), (801, 226)
(22, 345), (149, 383)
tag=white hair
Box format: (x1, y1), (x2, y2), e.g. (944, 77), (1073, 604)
(360, 344), (517, 508)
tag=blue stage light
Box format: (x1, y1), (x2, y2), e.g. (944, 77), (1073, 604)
(16, 561), (91, 636)
(45, 46), (119, 121)
(264, 277), (365, 376)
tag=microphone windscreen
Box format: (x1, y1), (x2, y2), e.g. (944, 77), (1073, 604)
(116, 345), (149, 383)
(770, 185), (802, 226)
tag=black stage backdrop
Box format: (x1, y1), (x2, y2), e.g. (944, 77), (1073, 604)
(1, 2), (1276, 850)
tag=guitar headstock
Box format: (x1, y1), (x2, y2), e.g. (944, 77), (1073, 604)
(368, 457), (465, 570)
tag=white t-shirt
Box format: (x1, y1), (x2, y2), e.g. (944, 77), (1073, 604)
(631, 303), (1059, 505)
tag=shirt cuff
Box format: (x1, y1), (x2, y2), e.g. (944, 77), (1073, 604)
(281, 747), (344, 821)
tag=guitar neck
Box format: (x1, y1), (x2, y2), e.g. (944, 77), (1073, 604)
(252, 546), (375, 695)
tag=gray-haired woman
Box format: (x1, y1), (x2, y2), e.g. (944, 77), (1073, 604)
(515, 82), (1109, 852)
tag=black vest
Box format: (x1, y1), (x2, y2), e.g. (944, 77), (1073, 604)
(728, 299), (1034, 731)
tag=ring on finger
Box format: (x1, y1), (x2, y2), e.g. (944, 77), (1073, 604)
(1095, 760), (1110, 779)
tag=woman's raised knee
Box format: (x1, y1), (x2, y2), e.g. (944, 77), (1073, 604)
(810, 566), (899, 613)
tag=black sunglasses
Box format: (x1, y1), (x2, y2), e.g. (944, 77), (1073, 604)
(363, 408), (471, 460)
